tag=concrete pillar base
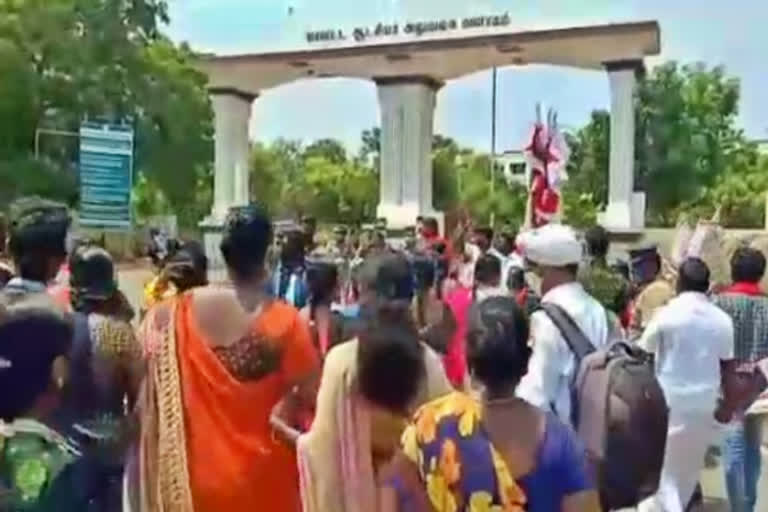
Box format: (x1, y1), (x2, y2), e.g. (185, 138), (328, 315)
(599, 192), (646, 232)
(199, 217), (228, 284)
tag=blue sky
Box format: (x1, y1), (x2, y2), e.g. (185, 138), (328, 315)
(167, 0), (768, 153)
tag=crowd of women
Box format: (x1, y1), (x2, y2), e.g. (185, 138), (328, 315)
(6, 194), (760, 511)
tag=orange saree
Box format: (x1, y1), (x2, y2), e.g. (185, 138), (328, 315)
(138, 293), (318, 511)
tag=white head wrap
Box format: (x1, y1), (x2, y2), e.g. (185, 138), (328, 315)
(516, 224), (582, 267)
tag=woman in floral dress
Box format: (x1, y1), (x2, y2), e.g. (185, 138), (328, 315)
(381, 297), (601, 512)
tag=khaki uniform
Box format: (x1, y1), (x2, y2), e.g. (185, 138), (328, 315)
(633, 279), (676, 330)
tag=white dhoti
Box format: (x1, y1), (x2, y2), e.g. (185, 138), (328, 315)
(637, 411), (721, 512)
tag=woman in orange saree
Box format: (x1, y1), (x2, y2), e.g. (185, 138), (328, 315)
(132, 204), (319, 512)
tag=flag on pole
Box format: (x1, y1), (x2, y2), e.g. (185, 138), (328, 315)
(524, 105), (569, 227)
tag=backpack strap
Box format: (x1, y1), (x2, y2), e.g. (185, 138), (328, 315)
(539, 303), (596, 362)
(540, 303), (598, 427)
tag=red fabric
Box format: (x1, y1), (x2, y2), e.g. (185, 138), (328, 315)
(526, 125), (562, 227)
(619, 302), (632, 329)
(514, 288), (528, 309)
(723, 282), (764, 296)
(424, 234), (453, 263)
(531, 172), (560, 215)
(443, 286), (473, 388)
(48, 263), (71, 310)
(48, 284), (71, 310)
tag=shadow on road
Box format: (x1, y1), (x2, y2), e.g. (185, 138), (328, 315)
(697, 498), (729, 512)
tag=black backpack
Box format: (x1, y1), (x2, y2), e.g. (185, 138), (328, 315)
(541, 303), (669, 510)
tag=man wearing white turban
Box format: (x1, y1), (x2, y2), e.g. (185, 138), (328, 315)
(515, 224), (611, 426)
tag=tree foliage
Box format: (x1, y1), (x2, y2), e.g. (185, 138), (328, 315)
(566, 61), (761, 227)
(0, 0), (213, 227)
(0, 157), (78, 206)
(0, 11), (757, 235)
(638, 62), (743, 224)
(244, 132), (531, 228)
(249, 140), (377, 223)
(563, 111), (610, 207)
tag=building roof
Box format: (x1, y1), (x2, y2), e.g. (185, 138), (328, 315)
(199, 20), (660, 95)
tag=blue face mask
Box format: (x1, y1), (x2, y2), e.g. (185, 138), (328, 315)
(333, 303), (360, 319)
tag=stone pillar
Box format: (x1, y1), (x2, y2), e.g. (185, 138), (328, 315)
(601, 60), (644, 231)
(201, 87), (255, 282)
(375, 76), (442, 231)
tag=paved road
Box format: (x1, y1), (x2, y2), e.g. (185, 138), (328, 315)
(700, 447), (768, 511)
(118, 265), (154, 322)
(116, 266), (766, 511)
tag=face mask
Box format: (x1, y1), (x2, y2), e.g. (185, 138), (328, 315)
(334, 303), (360, 319)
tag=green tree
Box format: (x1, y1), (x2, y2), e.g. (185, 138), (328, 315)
(302, 157), (376, 222)
(360, 127), (381, 166)
(134, 38), (213, 227)
(458, 153), (526, 226)
(249, 142), (290, 215)
(304, 138), (347, 165)
(637, 62), (742, 224)
(432, 135), (461, 212)
(248, 139), (377, 224)
(0, 157), (77, 207)
(693, 143), (767, 227)
(566, 61), (753, 227)
(0, 0), (213, 226)
(563, 111), (610, 207)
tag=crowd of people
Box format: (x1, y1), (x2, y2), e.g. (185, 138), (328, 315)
(0, 196), (767, 512)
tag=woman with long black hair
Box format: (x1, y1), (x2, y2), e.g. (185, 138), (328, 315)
(381, 296), (600, 512)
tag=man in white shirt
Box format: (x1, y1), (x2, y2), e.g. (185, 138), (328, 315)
(516, 224), (610, 425)
(638, 258), (735, 512)
(473, 253), (506, 302)
(491, 230), (524, 292)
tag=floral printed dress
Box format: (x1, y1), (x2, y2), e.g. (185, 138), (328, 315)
(0, 419), (80, 511)
(398, 392), (527, 512)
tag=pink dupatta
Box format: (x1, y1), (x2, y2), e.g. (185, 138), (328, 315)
(297, 340), (376, 512)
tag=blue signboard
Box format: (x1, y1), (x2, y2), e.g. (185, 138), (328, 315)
(79, 121), (134, 229)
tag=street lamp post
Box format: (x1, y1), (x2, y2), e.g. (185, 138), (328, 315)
(489, 66), (498, 227)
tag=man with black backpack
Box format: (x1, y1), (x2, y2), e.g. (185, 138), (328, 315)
(517, 224), (670, 511)
(516, 224), (611, 424)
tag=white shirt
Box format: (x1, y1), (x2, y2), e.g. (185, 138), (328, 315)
(517, 281), (609, 425)
(474, 286), (506, 303)
(639, 292), (734, 415)
(488, 248), (523, 292)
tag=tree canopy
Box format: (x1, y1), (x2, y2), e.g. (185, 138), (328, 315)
(565, 61), (764, 227)
(0, 3), (761, 232)
(0, 0), (212, 227)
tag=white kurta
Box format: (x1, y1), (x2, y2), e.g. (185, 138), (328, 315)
(516, 281), (609, 426)
(638, 291), (734, 512)
(636, 412), (721, 512)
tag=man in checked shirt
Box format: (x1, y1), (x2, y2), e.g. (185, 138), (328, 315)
(714, 247), (768, 512)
